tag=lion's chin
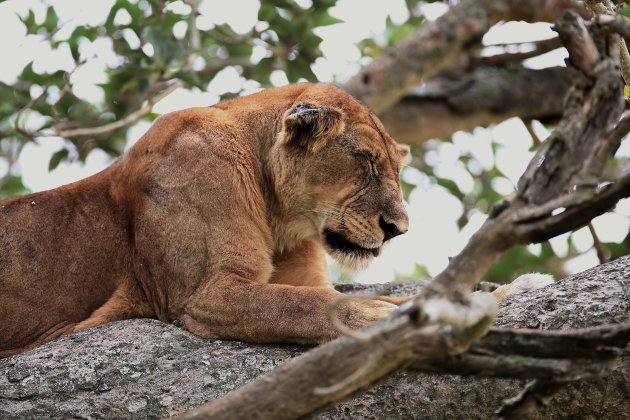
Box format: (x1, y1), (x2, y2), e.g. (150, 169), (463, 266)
(322, 229), (380, 272)
(329, 250), (375, 271)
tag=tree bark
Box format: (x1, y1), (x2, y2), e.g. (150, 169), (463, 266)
(341, 0), (586, 113)
(1, 256), (628, 420)
(379, 67), (571, 144)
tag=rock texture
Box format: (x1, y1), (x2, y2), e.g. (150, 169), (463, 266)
(1, 257), (629, 419)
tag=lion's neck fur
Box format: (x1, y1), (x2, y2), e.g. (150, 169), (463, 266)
(232, 85), (323, 255)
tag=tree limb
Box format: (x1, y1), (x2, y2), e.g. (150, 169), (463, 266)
(173, 11), (629, 420)
(379, 67), (570, 144)
(342, 0), (587, 113)
(419, 10), (625, 302)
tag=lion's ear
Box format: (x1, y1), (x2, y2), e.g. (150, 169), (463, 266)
(396, 144), (410, 161)
(279, 103), (345, 153)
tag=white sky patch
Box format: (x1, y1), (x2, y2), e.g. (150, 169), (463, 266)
(492, 119), (534, 186)
(571, 226), (594, 253)
(207, 67), (244, 95)
(564, 249), (599, 275)
(491, 176), (515, 196)
(549, 232), (570, 258)
(527, 243), (542, 256)
(152, 87), (220, 115)
(19, 139), (112, 192)
(418, 2), (448, 21)
(616, 198), (630, 217)
(616, 135), (630, 157)
(199, 0), (259, 34)
(484, 22), (556, 45)
(529, 119), (551, 142)
(524, 47), (568, 69)
(591, 213), (630, 243)
(452, 128), (495, 171)
(124, 121), (154, 152)
(270, 70), (290, 86)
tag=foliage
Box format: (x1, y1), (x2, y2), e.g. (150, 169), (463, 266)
(0, 0), (345, 193)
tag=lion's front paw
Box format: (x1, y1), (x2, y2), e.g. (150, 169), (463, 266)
(340, 299), (397, 330)
(491, 273), (554, 301)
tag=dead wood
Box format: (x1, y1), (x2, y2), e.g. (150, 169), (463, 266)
(0, 258), (628, 419)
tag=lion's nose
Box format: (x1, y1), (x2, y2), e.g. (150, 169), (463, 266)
(379, 215), (407, 242)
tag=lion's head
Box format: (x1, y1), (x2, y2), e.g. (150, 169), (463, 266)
(270, 84), (409, 270)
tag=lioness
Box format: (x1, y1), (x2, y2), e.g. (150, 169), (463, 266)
(0, 83), (547, 357)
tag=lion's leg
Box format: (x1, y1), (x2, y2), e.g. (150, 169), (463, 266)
(380, 273), (555, 305)
(72, 280), (153, 333)
(489, 273), (554, 301)
(269, 241), (417, 306)
(375, 295), (416, 305)
(180, 279), (396, 344)
(269, 240), (332, 288)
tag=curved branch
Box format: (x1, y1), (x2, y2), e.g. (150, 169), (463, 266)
(53, 80), (182, 138)
(342, 0), (587, 113)
(379, 67), (570, 144)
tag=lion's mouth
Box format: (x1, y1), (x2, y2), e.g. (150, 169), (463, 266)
(323, 229), (380, 257)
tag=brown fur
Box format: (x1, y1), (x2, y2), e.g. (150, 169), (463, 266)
(0, 83), (414, 356)
(0, 83), (547, 357)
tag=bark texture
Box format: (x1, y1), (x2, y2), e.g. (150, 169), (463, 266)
(1, 256), (628, 420)
(379, 67), (571, 144)
(342, 0), (585, 113)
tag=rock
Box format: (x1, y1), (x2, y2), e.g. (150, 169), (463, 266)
(1, 257), (629, 419)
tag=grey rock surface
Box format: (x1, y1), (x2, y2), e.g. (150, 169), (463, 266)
(1, 257), (629, 419)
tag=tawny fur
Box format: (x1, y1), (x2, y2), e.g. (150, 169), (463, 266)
(0, 83), (539, 357)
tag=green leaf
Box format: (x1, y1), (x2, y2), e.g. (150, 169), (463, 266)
(312, 0), (337, 9)
(43, 6), (59, 32)
(48, 149), (69, 171)
(143, 27), (184, 65)
(0, 176), (31, 200)
(258, 4), (276, 21)
(310, 10), (343, 27)
(293, 57), (318, 82)
(17, 10), (37, 34)
(174, 70), (204, 89)
(19, 62), (46, 85)
(268, 0), (293, 9)
(618, 4), (630, 19)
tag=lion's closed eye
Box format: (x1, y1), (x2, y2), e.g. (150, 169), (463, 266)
(354, 151), (379, 177)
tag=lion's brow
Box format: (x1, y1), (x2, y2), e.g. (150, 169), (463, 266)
(366, 113), (399, 173)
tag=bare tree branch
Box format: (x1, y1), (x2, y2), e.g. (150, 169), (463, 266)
(585, 0), (630, 85)
(379, 67), (570, 144)
(342, 0), (588, 113)
(420, 10), (625, 302)
(14, 0), (204, 141)
(588, 222), (610, 263)
(175, 10), (628, 420)
(497, 380), (564, 419)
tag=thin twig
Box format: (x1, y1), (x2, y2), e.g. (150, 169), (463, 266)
(313, 348), (385, 395)
(184, 0), (200, 68)
(14, 87), (49, 138)
(16, 1), (204, 141)
(497, 380), (563, 419)
(54, 81), (182, 138)
(588, 222), (609, 263)
(523, 119), (543, 148)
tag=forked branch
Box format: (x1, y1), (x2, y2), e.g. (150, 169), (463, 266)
(175, 10), (630, 420)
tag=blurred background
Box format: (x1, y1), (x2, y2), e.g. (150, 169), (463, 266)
(0, 0), (628, 284)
